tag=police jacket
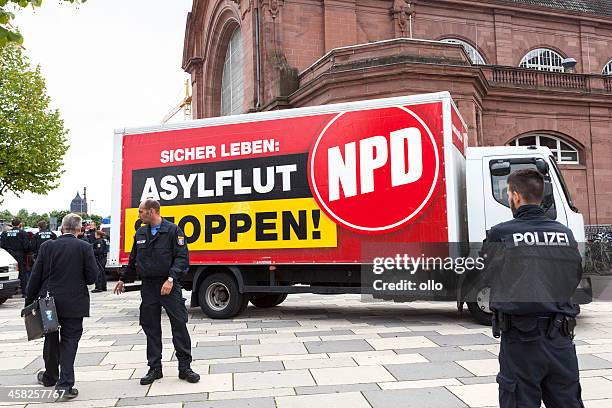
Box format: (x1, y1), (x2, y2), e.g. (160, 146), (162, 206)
(31, 229), (57, 258)
(0, 227), (30, 255)
(122, 219), (189, 281)
(93, 238), (108, 260)
(485, 205), (581, 317)
(25, 235), (98, 318)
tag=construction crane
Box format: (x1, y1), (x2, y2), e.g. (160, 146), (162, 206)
(161, 79), (192, 124)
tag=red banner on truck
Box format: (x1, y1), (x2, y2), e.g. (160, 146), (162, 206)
(116, 94), (466, 264)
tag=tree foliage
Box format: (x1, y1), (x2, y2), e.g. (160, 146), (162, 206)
(0, 44), (68, 202)
(0, 208), (106, 228)
(0, 0), (85, 46)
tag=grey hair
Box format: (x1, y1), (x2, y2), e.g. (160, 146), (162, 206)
(61, 213), (82, 233)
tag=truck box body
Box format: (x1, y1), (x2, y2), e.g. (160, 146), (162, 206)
(110, 92), (468, 267)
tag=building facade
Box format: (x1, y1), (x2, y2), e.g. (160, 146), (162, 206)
(182, 0), (612, 224)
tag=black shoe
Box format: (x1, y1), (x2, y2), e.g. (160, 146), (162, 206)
(178, 368), (200, 383)
(37, 371), (56, 387)
(91, 289), (105, 293)
(56, 388), (78, 400)
(140, 368), (163, 385)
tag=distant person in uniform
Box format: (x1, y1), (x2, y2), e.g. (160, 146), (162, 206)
(26, 213), (99, 400)
(486, 169), (584, 407)
(91, 230), (109, 293)
(31, 221), (58, 262)
(83, 222), (96, 244)
(1, 218), (31, 296)
(113, 199), (200, 385)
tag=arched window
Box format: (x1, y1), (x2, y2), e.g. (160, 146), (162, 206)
(510, 134), (579, 164)
(603, 60), (612, 75)
(220, 27), (244, 116)
(440, 38), (486, 65)
(519, 48), (564, 72)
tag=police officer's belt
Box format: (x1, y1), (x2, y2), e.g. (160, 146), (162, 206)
(494, 313), (576, 340)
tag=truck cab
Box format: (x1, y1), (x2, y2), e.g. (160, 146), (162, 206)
(0, 248), (20, 304)
(464, 145), (589, 323)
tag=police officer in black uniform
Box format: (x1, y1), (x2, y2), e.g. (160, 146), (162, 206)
(113, 199), (200, 385)
(486, 168), (584, 407)
(92, 230), (109, 293)
(31, 220), (57, 262)
(1, 218), (31, 296)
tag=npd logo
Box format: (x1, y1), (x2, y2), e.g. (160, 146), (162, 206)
(308, 106), (440, 233)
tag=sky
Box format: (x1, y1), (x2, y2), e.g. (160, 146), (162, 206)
(1, 0), (193, 217)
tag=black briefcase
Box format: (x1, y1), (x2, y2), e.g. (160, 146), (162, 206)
(21, 296), (60, 341)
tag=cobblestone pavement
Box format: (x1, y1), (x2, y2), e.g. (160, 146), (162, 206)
(1, 290), (612, 407)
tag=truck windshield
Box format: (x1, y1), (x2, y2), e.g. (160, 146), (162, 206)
(549, 156), (578, 212)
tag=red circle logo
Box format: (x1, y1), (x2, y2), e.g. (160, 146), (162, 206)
(309, 106), (440, 233)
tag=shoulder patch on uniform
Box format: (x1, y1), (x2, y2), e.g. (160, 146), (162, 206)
(178, 236), (185, 246)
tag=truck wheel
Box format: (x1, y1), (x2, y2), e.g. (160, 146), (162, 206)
(198, 273), (248, 319)
(250, 294), (287, 308)
(0, 297), (7, 305)
(467, 286), (493, 326)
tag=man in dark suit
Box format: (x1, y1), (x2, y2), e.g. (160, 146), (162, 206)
(26, 213), (99, 400)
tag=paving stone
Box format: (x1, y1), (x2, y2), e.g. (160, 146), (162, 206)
(190, 346), (241, 360)
(295, 382), (381, 395)
(241, 343), (307, 357)
(379, 378), (462, 389)
(0, 373), (37, 386)
(208, 388), (295, 401)
(186, 398), (276, 408)
(117, 393), (208, 406)
(364, 387), (468, 408)
(456, 359), (499, 376)
(234, 369), (315, 390)
(447, 383), (498, 407)
(367, 336), (438, 350)
(294, 330), (353, 337)
(401, 346), (497, 362)
(71, 379), (150, 399)
(246, 321), (302, 329)
(378, 331), (440, 338)
(310, 365), (395, 385)
(580, 354), (612, 369)
(209, 361), (284, 374)
(148, 374), (233, 396)
(385, 362), (473, 381)
(195, 340), (260, 348)
(303, 340), (374, 353)
(284, 357), (357, 370)
(458, 376), (498, 385)
(427, 334), (498, 347)
(276, 391), (371, 408)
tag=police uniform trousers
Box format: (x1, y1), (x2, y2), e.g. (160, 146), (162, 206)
(8, 249), (28, 294)
(40, 316), (83, 389)
(94, 256), (107, 291)
(140, 278), (192, 370)
(498, 320), (584, 408)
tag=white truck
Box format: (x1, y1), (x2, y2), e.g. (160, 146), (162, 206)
(0, 248), (20, 305)
(110, 92), (588, 322)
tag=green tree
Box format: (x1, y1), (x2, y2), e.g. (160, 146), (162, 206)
(0, 44), (68, 203)
(0, 0), (85, 46)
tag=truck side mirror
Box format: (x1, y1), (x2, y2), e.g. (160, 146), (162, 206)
(541, 180), (557, 219)
(490, 161), (511, 177)
(535, 159), (549, 175)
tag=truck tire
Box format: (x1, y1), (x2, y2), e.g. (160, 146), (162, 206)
(0, 297), (7, 305)
(198, 273), (248, 319)
(250, 294), (287, 308)
(467, 286), (493, 326)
